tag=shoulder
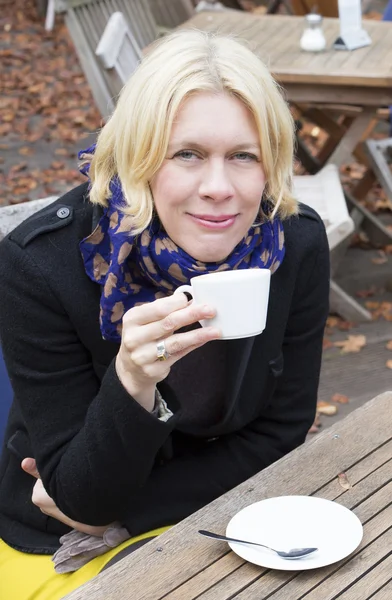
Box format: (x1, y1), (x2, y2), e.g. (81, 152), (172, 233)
(283, 202), (325, 235)
(283, 202), (327, 255)
(4, 183), (100, 251)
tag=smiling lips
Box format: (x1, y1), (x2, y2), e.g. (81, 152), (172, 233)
(188, 213), (238, 230)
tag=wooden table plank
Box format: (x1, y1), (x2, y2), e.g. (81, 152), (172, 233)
(161, 553), (246, 600)
(191, 562), (274, 600)
(369, 579), (392, 599)
(298, 528), (392, 600)
(320, 459), (392, 508)
(64, 392), (392, 600)
(312, 438), (392, 501)
(337, 553), (392, 600)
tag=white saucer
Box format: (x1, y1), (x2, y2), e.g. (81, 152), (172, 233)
(226, 496), (363, 570)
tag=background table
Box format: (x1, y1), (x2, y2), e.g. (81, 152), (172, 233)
(65, 390), (392, 599)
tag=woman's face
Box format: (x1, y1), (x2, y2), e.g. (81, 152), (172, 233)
(150, 92), (266, 262)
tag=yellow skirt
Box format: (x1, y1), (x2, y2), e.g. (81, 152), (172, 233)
(0, 527), (169, 600)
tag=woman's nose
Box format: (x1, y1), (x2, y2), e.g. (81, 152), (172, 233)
(199, 160), (235, 202)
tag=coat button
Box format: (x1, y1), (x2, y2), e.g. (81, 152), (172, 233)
(57, 207), (70, 219)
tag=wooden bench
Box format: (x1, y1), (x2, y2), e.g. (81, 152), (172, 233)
(0, 197), (58, 242)
(65, 0), (157, 117)
(64, 390), (392, 599)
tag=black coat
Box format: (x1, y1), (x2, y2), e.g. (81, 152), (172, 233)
(0, 183), (329, 554)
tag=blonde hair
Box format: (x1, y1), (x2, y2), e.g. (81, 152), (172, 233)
(87, 29), (297, 233)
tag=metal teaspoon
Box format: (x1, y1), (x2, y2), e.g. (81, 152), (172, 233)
(198, 530), (318, 559)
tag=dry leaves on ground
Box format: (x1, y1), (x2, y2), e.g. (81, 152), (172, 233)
(338, 472), (352, 490)
(331, 393), (349, 404)
(386, 360), (392, 369)
(365, 302), (392, 321)
(386, 341), (392, 350)
(317, 401), (338, 416)
(356, 285), (378, 298)
(325, 316), (355, 336)
(1, 0), (101, 205)
(333, 335), (367, 354)
(371, 250), (388, 265)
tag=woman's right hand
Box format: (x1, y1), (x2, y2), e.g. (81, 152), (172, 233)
(115, 293), (221, 411)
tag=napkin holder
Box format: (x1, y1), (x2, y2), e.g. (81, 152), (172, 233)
(334, 0), (371, 51)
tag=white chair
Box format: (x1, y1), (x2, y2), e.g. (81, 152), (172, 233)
(0, 197), (58, 242)
(66, 0), (157, 118)
(95, 12), (142, 86)
(293, 164), (354, 252)
(293, 165), (372, 322)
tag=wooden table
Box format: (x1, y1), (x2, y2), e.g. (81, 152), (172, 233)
(66, 390), (392, 600)
(179, 12), (392, 128)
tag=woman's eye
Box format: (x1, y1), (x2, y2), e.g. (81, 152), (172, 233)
(232, 152), (258, 161)
(174, 150), (199, 161)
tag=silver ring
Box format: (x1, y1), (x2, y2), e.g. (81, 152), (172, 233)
(156, 340), (170, 361)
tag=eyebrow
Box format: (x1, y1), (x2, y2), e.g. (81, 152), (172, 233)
(167, 141), (261, 153)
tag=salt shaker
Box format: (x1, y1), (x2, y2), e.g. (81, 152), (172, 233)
(300, 13), (326, 52)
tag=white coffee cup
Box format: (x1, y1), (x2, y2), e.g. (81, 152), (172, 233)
(175, 269), (271, 340)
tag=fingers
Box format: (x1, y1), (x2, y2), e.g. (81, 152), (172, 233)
(129, 325), (221, 372)
(21, 457), (40, 479)
(126, 292), (190, 327)
(123, 301), (216, 350)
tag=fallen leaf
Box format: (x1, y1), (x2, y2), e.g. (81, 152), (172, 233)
(317, 401), (338, 416)
(18, 146), (33, 156)
(331, 393), (349, 404)
(326, 316), (340, 328)
(386, 360), (392, 369)
(355, 286), (377, 298)
(54, 148), (70, 156)
(374, 197), (392, 211)
(371, 254), (388, 265)
(338, 472), (352, 490)
(334, 335), (366, 354)
(323, 338), (333, 350)
(50, 161), (65, 170)
(337, 320), (356, 331)
(386, 341), (392, 350)
(9, 162), (27, 174)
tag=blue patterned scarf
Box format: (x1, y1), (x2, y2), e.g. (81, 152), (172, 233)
(79, 146), (286, 342)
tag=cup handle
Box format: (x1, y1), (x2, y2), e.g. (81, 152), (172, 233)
(174, 284), (193, 298)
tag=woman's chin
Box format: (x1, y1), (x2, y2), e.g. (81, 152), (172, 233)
(186, 246), (234, 264)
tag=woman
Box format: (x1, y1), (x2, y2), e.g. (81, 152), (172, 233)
(0, 29), (329, 599)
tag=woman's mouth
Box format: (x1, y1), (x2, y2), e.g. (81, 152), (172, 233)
(188, 213), (238, 230)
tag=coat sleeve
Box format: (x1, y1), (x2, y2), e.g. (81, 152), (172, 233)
(123, 221), (330, 536)
(0, 236), (179, 526)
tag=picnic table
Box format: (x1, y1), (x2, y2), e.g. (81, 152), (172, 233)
(65, 389), (392, 600)
(179, 11), (392, 247)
